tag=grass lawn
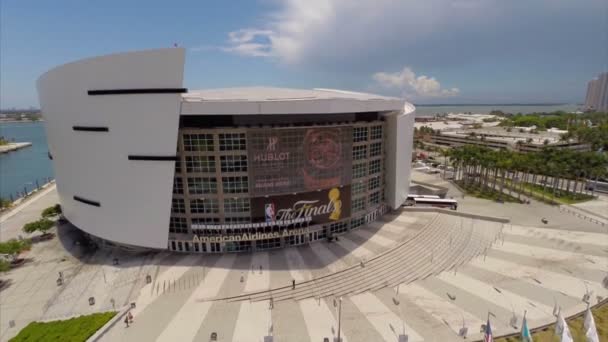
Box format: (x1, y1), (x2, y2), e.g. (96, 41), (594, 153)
(455, 181), (521, 203)
(9, 311), (116, 342)
(520, 183), (594, 205)
(495, 303), (607, 342)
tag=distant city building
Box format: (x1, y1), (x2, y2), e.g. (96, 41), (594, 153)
(584, 72), (608, 112)
(428, 129), (591, 153)
(37, 48), (415, 253)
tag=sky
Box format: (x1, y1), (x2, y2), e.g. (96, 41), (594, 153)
(1, 0), (607, 108)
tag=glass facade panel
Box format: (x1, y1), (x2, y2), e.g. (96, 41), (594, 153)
(352, 181), (366, 195)
(185, 156), (216, 173)
(353, 163), (367, 179)
(370, 125), (383, 140)
(353, 127), (368, 142)
(353, 145), (367, 160)
(222, 176), (249, 194)
(190, 198), (219, 214)
(224, 198), (250, 213)
(183, 134), (214, 152)
(353, 197), (366, 212)
(369, 159), (381, 175)
(369, 142), (382, 157)
(173, 178), (183, 194)
(187, 177), (217, 194)
(219, 133), (246, 151)
(171, 198), (185, 213)
(220, 155), (248, 172)
(169, 217), (188, 234)
(368, 176), (380, 191)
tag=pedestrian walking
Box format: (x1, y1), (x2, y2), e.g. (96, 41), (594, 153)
(124, 315), (130, 328)
(292, 279), (296, 290)
(128, 311), (134, 324)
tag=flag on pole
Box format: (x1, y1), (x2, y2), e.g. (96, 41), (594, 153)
(555, 310), (573, 342)
(583, 306), (599, 342)
(521, 311), (533, 342)
(484, 317), (493, 342)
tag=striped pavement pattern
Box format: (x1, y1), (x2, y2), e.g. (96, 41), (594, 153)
(107, 212), (608, 342)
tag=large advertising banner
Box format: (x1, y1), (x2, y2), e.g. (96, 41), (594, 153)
(251, 186), (351, 226)
(247, 126), (353, 196)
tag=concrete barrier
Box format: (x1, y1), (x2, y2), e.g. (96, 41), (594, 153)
(86, 306), (130, 342)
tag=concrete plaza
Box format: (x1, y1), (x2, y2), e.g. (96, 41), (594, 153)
(0, 185), (606, 342)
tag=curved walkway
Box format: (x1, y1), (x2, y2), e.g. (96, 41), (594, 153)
(210, 212), (504, 303)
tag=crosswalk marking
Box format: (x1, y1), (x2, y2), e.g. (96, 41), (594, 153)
(155, 254), (236, 342)
(350, 292), (424, 341)
(232, 301), (272, 342)
(437, 271), (552, 319)
(245, 252), (270, 292)
(299, 298), (347, 342)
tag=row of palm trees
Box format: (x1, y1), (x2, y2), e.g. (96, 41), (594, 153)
(446, 145), (608, 202)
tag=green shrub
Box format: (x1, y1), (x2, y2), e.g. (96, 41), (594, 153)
(9, 311), (117, 342)
(0, 259), (10, 272)
(0, 239), (32, 259)
(22, 218), (54, 234)
(41, 204), (62, 218)
(0, 198), (12, 209)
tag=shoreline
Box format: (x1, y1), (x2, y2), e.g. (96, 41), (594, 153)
(0, 142), (32, 154)
(0, 120), (44, 124)
(0, 180), (55, 218)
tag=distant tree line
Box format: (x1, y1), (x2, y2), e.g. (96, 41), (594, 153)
(448, 145), (608, 201)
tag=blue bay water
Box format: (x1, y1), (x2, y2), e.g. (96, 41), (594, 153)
(0, 121), (54, 200)
(414, 103), (580, 116)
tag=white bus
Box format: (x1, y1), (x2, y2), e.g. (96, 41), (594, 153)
(585, 180), (608, 194)
(404, 195), (458, 210)
(406, 194), (440, 201)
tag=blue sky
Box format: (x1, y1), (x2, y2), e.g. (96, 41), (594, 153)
(1, 0), (607, 108)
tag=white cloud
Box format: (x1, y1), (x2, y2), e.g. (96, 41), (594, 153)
(215, 0), (605, 102)
(220, 0), (604, 69)
(372, 67), (459, 97)
(220, 29), (276, 57)
(221, 0), (488, 65)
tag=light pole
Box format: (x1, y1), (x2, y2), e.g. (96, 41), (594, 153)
(393, 285), (408, 341)
(337, 297), (343, 342)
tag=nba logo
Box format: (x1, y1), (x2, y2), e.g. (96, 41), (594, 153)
(265, 203), (276, 222)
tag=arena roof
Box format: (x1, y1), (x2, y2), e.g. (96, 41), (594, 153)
(182, 87), (401, 102)
(180, 87), (410, 115)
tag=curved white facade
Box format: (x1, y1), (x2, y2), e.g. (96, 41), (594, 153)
(38, 48), (415, 251)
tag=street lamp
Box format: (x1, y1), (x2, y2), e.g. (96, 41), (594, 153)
(264, 298), (274, 342)
(394, 285), (408, 342)
(338, 297), (343, 342)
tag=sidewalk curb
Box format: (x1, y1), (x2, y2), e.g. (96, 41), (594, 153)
(86, 306), (130, 342)
(0, 182), (56, 223)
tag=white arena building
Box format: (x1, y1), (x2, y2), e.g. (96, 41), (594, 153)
(37, 48), (415, 253)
